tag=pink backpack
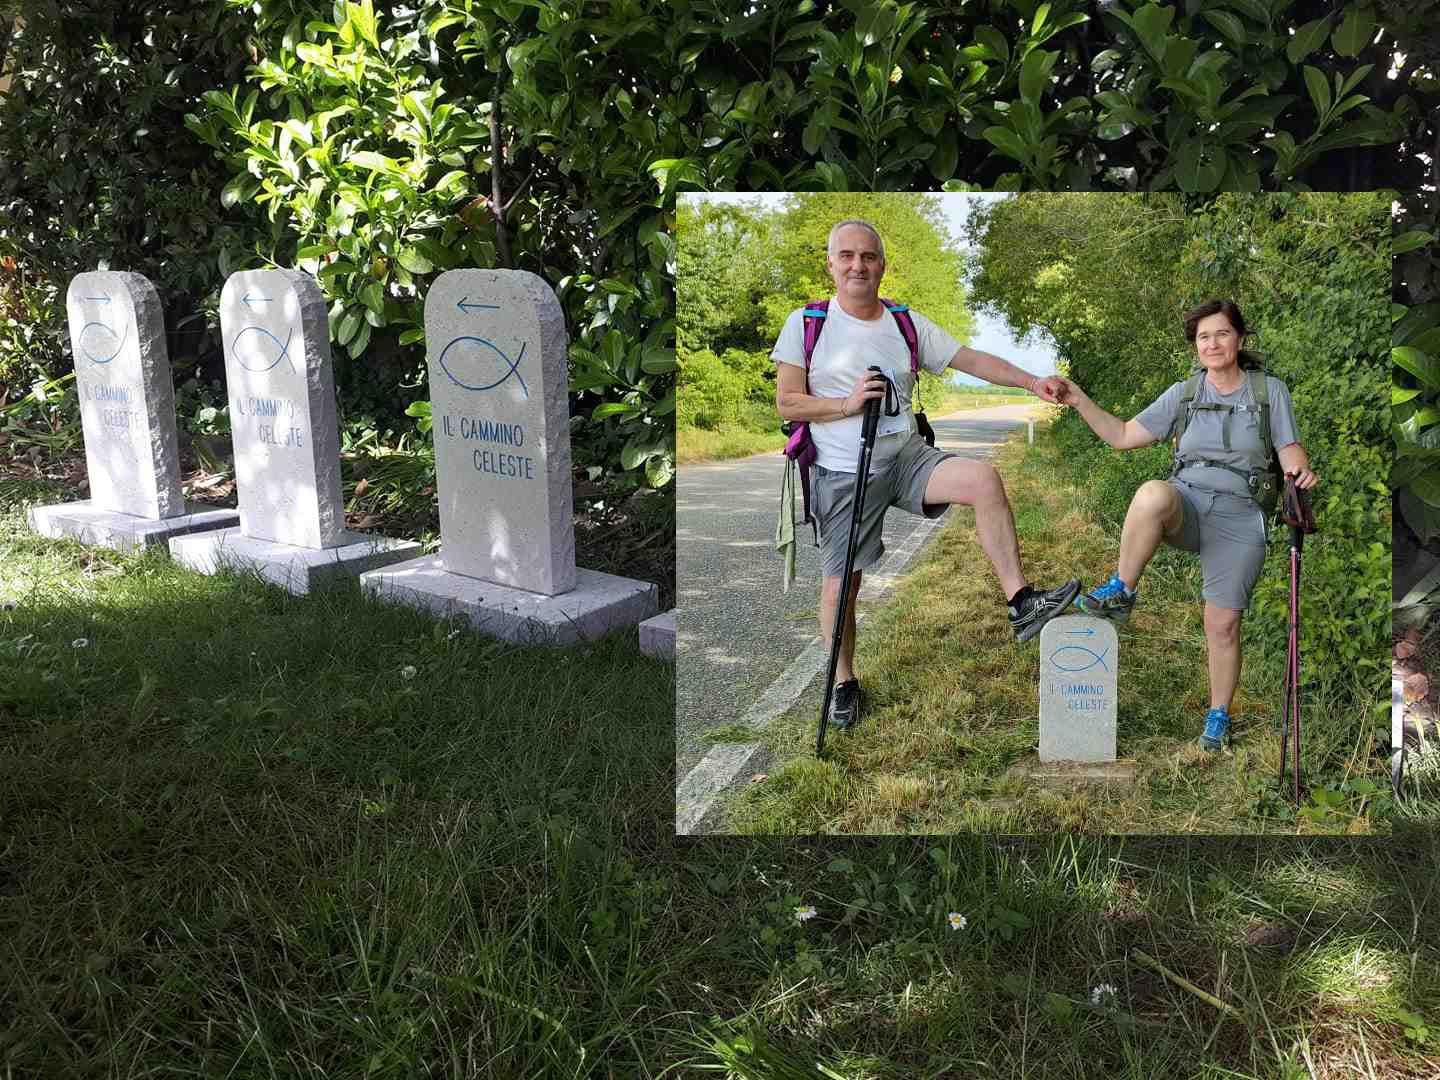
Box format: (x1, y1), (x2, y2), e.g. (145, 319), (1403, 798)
(782, 298), (926, 542)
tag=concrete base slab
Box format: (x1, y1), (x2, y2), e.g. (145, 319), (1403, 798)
(169, 527), (422, 595)
(639, 609), (676, 661)
(27, 500), (239, 553)
(359, 555), (658, 646)
(1006, 754), (1138, 789)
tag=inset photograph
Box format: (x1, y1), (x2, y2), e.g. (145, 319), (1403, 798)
(677, 192), (1391, 836)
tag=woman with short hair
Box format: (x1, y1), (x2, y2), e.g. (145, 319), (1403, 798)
(1058, 300), (1317, 751)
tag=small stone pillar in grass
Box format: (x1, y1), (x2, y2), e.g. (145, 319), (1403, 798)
(361, 269), (657, 645)
(1038, 614), (1118, 762)
(27, 270), (239, 550)
(168, 269), (419, 593)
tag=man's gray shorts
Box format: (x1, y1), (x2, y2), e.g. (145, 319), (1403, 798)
(1164, 479), (1267, 611)
(813, 434), (957, 579)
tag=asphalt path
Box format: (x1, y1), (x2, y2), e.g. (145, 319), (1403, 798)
(676, 403), (1049, 776)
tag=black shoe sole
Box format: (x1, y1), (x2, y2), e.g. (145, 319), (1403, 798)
(1012, 579), (1083, 643)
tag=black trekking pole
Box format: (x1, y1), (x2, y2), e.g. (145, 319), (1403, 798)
(1278, 474), (1317, 804)
(817, 367), (888, 757)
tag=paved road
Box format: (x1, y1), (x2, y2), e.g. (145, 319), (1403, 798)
(676, 403), (1048, 776)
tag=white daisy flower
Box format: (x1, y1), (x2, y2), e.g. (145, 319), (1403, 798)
(71, 637), (89, 648)
(794, 905), (817, 923)
(1091, 982), (1118, 1005)
(948, 912), (968, 931)
(400, 664), (417, 680)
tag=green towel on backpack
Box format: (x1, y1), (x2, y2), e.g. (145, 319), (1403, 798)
(776, 455), (797, 593)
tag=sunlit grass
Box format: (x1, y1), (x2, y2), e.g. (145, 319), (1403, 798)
(725, 424), (1388, 836)
(3, 488), (1435, 1078)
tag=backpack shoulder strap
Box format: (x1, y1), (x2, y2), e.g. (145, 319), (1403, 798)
(1174, 371), (1203, 445)
(880, 298), (921, 378)
(801, 300), (829, 374)
(1249, 368), (1272, 460)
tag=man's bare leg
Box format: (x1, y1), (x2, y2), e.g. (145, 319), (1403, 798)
(922, 457), (1025, 598)
(820, 571), (863, 682)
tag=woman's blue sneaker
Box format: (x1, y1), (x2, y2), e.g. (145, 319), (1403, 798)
(1075, 573), (1137, 622)
(1199, 707), (1230, 752)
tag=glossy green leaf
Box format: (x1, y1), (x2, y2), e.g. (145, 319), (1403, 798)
(1131, 3), (1175, 63)
(1200, 10), (1247, 48)
(982, 126), (1028, 162)
(592, 401), (639, 420)
(1332, 4), (1375, 57)
(645, 454), (674, 488)
(1394, 230), (1434, 255)
(360, 281), (385, 314)
(1393, 386), (1422, 405)
(348, 319), (372, 358)
(1395, 346), (1440, 389)
(220, 175), (253, 210)
(975, 25), (1010, 65)
(1019, 48), (1057, 104)
(1302, 65), (1331, 115)
(349, 150), (403, 174)
(337, 308), (362, 346)
(397, 248), (433, 274)
(1227, 0), (1271, 23)
(928, 126), (959, 181)
(1174, 139), (1225, 193)
(1285, 17), (1330, 63)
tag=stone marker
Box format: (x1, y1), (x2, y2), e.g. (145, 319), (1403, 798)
(361, 269), (657, 644)
(639, 609), (676, 661)
(27, 271), (238, 550)
(169, 269), (418, 592)
(1038, 614), (1118, 762)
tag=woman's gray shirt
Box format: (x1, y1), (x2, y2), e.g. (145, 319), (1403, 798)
(1134, 374), (1300, 501)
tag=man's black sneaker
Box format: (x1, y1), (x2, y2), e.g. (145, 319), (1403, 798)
(831, 678), (861, 730)
(1009, 579), (1082, 643)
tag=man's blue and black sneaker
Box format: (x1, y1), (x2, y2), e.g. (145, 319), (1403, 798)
(831, 679), (861, 731)
(1009, 579), (1083, 643)
(1075, 573), (1138, 623)
(1199, 706), (1230, 752)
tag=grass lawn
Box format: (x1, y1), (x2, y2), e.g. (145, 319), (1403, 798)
(723, 427), (1390, 836)
(4, 476), (1437, 1077)
(678, 389), (1035, 466)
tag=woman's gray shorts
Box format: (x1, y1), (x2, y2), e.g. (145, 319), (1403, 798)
(813, 434), (957, 579)
(1163, 480), (1267, 611)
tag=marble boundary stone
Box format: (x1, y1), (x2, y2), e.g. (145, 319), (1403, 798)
(639, 609), (676, 661)
(219, 269), (344, 549)
(360, 556), (657, 647)
(67, 271), (184, 519)
(1038, 614), (1118, 763)
(424, 269), (575, 595)
(27, 501), (239, 553)
(169, 527), (421, 596)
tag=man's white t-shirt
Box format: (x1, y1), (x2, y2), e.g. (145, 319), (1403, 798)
(771, 300), (960, 473)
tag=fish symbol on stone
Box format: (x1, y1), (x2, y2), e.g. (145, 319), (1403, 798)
(437, 336), (529, 397)
(230, 326), (296, 374)
(77, 307), (129, 366)
(1048, 645), (1110, 673)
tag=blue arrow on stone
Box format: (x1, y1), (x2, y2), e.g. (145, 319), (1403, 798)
(457, 296), (500, 313)
(1065, 627), (1096, 636)
(242, 292), (272, 310)
(84, 295), (111, 303)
